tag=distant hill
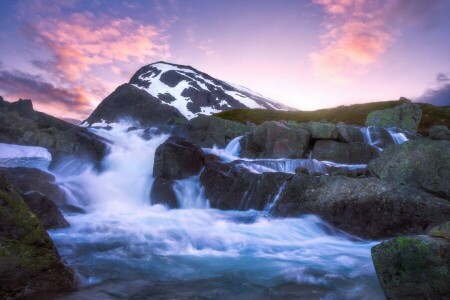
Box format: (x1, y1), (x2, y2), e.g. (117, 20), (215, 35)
(214, 99), (450, 136)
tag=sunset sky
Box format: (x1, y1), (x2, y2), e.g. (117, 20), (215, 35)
(0, 0), (449, 121)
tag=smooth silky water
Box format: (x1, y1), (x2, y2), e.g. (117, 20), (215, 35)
(48, 124), (385, 299)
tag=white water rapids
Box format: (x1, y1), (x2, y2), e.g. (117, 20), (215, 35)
(44, 124), (384, 299)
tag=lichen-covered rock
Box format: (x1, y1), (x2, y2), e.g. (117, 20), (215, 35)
(0, 175), (74, 298)
(429, 125), (450, 141)
(309, 122), (338, 139)
(336, 124), (365, 143)
(371, 236), (450, 299)
(272, 174), (450, 239)
(171, 114), (250, 148)
(428, 221), (450, 240)
(368, 139), (450, 200)
(22, 191), (69, 230)
(311, 140), (380, 164)
(240, 121), (310, 159)
(365, 99), (422, 132)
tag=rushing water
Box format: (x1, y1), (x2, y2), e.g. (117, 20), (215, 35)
(47, 124), (384, 299)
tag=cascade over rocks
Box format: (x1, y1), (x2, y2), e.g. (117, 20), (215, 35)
(240, 121), (310, 159)
(311, 140), (380, 164)
(0, 175), (74, 298)
(151, 137), (205, 208)
(271, 174), (450, 239)
(171, 114), (250, 148)
(200, 161), (293, 210)
(368, 139), (450, 200)
(365, 98), (422, 132)
(83, 83), (186, 127)
(371, 228), (450, 299)
(0, 98), (108, 166)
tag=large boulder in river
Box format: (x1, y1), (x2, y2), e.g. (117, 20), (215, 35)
(0, 175), (74, 298)
(240, 121), (310, 159)
(309, 122), (338, 139)
(429, 125), (450, 141)
(22, 191), (69, 230)
(365, 99), (422, 132)
(368, 139), (450, 200)
(151, 137), (204, 208)
(83, 83), (186, 127)
(171, 114), (250, 148)
(371, 233), (450, 299)
(311, 140), (380, 164)
(271, 174), (450, 239)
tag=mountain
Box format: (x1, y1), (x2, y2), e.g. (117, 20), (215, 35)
(128, 62), (294, 120)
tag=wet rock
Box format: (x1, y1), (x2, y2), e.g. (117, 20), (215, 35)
(150, 177), (178, 208)
(365, 99), (422, 132)
(429, 125), (450, 141)
(200, 161), (293, 210)
(371, 235), (450, 299)
(240, 121), (310, 159)
(83, 83), (186, 127)
(0, 175), (74, 298)
(311, 140), (379, 164)
(22, 191), (69, 229)
(309, 122), (338, 139)
(0, 167), (67, 205)
(172, 114), (250, 148)
(368, 139), (450, 200)
(153, 137), (204, 179)
(272, 174), (450, 239)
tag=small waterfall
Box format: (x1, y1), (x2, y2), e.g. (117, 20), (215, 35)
(264, 182), (286, 213)
(203, 136), (243, 162)
(236, 159), (329, 174)
(173, 176), (210, 209)
(224, 136), (242, 156)
(387, 128), (408, 144)
(360, 126), (388, 149)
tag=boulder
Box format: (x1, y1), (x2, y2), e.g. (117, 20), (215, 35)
(83, 83), (186, 127)
(0, 175), (74, 298)
(0, 167), (67, 205)
(429, 125), (450, 141)
(271, 174), (450, 239)
(200, 161), (293, 210)
(311, 140), (380, 164)
(171, 114), (250, 148)
(240, 121), (310, 159)
(153, 137), (204, 179)
(309, 122), (338, 139)
(365, 99), (422, 132)
(371, 235), (450, 299)
(428, 221), (450, 240)
(150, 177), (178, 209)
(22, 191), (69, 229)
(368, 139), (450, 200)
(336, 124), (365, 143)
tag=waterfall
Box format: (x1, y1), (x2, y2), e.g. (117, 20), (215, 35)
(264, 182), (286, 213)
(387, 128), (409, 144)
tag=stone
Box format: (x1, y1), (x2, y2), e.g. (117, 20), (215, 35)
(428, 221), (450, 240)
(371, 236), (450, 299)
(309, 122), (338, 139)
(336, 124), (365, 143)
(365, 100), (422, 132)
(311, 140), (380, 164)
(368, 139), (450, 200)
(429, 125), (450, 141)
(22, 191), (69, 230)
(0, 175), (74, 298)
(150, 177), (178, 208)
(240, 121), (310, 159)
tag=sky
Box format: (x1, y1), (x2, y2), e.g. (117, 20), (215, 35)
(0, 0), (449, 121)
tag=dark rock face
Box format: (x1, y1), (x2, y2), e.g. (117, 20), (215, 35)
(83, 83), (186, 127)
(200, 161), (292, 210)
(271, 174), (450, 239)
(240, 121), (310, 159)
(311, 140), (380, 164)
(151, 137), (205, 208)
(336, 124), (365, 143)
(429, 125), (450, 141)
(0, 167), (67, 205)
(22, 191), (69, 229)
(371, 235), (450, 299)
(0, 175), (74, 298)
(0, 98), (108, 165)
(172, 114), (250, 148)
(365, 99), (422, 132)
(368, 139), (450, 200)
(153, 137), (204, 179)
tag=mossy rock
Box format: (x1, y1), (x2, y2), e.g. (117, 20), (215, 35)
(0, 175), (74, 298)
(365, 101), (422, 132)
(309, 122), (338, 139)
(428, 221), (450, 240)
(372, 236), (450, 299)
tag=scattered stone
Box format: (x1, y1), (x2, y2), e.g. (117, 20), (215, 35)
(311, 140), (379, 164)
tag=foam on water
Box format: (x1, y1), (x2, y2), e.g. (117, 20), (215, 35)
(49, 124), (384, 299)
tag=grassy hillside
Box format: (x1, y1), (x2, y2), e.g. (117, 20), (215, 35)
(214, 99), (450, 136)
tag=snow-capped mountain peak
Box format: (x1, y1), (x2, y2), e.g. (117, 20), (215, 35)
(129, 61), (294, 120)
